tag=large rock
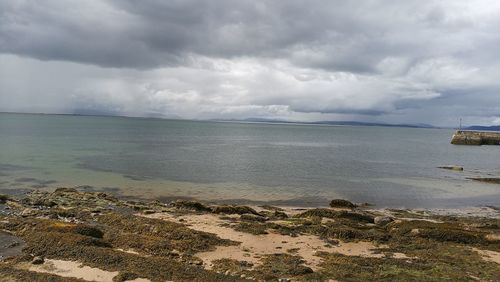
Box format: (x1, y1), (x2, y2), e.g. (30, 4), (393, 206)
(171, 200), (211, 212)
(212, 205), (261, 216)
(329, 199), (357, 208)
(438, 165), (463, 171)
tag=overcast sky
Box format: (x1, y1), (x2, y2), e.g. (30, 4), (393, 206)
(1, 0), (500, 126)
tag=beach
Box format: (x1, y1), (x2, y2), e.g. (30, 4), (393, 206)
(0, 188), (498, 281)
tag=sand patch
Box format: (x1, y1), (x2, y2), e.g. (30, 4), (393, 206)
(115, 248), (141, 255)
(472, 248), (500, 264)
(28, 259), (119, 281)
(145, 212), (384, 270)
(25, 259), (152, 282)
(485, 233), (500, 241)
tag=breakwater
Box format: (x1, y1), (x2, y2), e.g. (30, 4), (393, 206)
(451, 130), (500, 145)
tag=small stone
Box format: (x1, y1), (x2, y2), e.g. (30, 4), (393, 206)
(190, 259), (203, 265)
(168, 250), (180, 257)
(32, 256), (44, 265)
(224, 270), (230, 276)
(142, 210), (156, 215)
(374, 216), (394, 226)
(240, 274), (246, 278)
(410, 228), (420, 235)
(21, 208), (35, 217)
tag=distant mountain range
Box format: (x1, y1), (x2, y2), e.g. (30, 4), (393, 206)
(215, 118), (437, 129)
(465, 125), (500, 131)
(4, 111), (500, 131)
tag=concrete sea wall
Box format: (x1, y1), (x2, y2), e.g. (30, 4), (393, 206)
(451, 130), (500, 145)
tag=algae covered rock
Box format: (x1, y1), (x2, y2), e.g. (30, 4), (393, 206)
(296, 208), (374, 223)
(254, 254), (314, 280)
(374, 216), (394, 226)
(329, 199), (357, 208)
(54, 187), (79, 193)
(31, 256), (44, 265)
(171, 200), (211, 212)
(0, 194), (9, 204)
(240, 214), (268, 222)
(212, 205), (261, 216)
(438, 165), (463, 171)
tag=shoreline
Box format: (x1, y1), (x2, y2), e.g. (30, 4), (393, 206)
(3, 181), (500, 211)
(0, 188), (499, 281)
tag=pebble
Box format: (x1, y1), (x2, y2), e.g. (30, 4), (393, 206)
(31, 256), (44, 265)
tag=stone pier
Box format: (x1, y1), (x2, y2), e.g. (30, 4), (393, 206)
(451, 130), (500, 145)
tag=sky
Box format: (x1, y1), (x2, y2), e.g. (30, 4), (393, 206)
(1, 1), (500, 126)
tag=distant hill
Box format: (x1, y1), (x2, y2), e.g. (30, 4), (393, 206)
(217, 118), (436, 129)
(465, 125), (500, 131)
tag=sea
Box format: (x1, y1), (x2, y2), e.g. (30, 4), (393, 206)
(1, 112), (499, 208)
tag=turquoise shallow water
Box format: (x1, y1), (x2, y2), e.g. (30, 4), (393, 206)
(0, 112), (499, 208)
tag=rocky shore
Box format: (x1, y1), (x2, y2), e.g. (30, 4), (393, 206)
(0, 188), (499, 281)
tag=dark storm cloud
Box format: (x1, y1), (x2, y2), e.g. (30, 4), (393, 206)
(0, 0), (474, 71)
(1, 0), (500, 126)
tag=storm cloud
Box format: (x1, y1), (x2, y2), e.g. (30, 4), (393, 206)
(1, 0), (499, 126)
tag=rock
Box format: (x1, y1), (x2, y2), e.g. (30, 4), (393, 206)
(212, 205), (261, 216)
(240, 274), (246, 278)
(374, 216), (394, 226)
(240, 213), (268, 222)
(54, 187), (78, 193)
(142, 210), (156, 215)
(172, 200), (212, 212)
(329, 199), (357, 208)
(189, 259), (203, 265)
(168, 249), (181, 257)
(467, 177), (500, 184)
(240, 261), (254, 267)
(31, 256), (44, 265)
(113, 272), (139, 282)
(0, 194), (9, 204)
(438, 165), (463, 171)
(273, 210), (289, 219)
(21, 208), (37, 217)
(29, 198), (57, 207)
(224, 270), (230, 276)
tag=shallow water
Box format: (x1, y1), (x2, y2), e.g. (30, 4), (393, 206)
(0, 112), (499, 208)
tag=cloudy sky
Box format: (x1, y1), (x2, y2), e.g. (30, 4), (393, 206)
(1, 0), (500, 126)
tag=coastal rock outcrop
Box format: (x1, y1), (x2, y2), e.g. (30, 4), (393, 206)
(329, 199), (357, 209)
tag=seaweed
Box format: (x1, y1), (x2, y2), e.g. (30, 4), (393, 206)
(295, 208), (375, 223)
(234, 222), (269, 235)
(97, 213), (237, 254)
(252, 254), (316, 281)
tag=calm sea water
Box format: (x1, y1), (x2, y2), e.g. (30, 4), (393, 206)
(0, 112), (499, 208)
